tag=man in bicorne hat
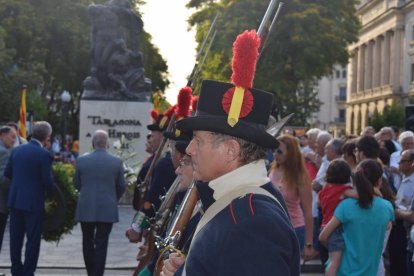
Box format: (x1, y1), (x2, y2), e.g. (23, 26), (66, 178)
(161, 30), (300, 276)
(132, 112), (169, 211)
(127, 110), (176, 241)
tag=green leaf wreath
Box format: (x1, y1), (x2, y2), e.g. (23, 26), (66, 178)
(42, 163), (79, 242)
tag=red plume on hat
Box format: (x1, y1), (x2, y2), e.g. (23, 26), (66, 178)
(191, 96), (199, 114)
(222, 30), (260, 127)
(176, 86), (193, 119)
(150, 109), (159, 123)
(157, 105), (175, 130)
(164, 105), (176, 117)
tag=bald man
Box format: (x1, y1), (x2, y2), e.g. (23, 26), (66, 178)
(73, 130), (126, 276)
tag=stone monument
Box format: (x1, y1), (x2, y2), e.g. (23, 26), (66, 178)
(79, 0), (152, 179)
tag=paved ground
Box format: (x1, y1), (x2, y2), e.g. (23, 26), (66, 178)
(0, 205), (323, 275)
(0, 206), (139, 275)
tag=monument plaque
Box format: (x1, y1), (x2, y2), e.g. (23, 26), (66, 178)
(79, 100), (152, 167)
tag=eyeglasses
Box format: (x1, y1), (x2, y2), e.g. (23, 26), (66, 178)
(275, 149), (284, 155)
(179, 158), (192, 168)
(399, 159), (413, 164)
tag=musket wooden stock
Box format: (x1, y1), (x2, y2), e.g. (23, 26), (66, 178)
(154, 181), (199, 276)
(133, 231), (156, 275)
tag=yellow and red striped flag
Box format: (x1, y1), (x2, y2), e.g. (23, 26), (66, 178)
(18, 86), (27, 138)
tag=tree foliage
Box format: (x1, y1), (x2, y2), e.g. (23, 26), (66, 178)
(186, 0), (360, 125)
(0, 0), (168, 136)
(370, 103), (405, 131)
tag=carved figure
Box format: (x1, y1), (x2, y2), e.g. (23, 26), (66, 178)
(82, 0), (151, 100)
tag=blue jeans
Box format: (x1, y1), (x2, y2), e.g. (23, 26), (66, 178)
(295, 226), (305, 250)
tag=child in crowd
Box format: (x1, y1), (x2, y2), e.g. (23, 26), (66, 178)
(319, 159), (394, 276)
(317, 159), (352, 276)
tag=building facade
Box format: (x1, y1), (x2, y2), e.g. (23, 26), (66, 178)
(313, 65), (348, 137)
(346, 0), (414, 134)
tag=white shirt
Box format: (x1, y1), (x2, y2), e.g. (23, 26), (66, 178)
(396, 172), (414, 209)
(312, 156), (329, 217)
(390, 150), (401, 169)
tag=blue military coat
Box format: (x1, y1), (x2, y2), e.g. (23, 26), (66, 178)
(175, 181), (300, 276)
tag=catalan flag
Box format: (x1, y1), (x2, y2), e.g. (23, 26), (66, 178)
(18, 86), (27, 138)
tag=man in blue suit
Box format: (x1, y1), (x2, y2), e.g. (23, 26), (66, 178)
(74, 130), (126, 276)
(4, 121), (54, 276)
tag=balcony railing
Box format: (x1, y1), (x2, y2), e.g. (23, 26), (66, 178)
(335, 95), (347, 102)
(334, 117), (346, 123)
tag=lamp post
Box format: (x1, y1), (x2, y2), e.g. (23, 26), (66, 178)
(60, 90), (71, 147)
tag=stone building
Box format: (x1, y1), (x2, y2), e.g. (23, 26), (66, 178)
(346, 0), (414, 134)
(313, 65), (348, 137)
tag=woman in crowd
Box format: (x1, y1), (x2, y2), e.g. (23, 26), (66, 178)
(319, 159), (394, 275)
(342, 139), (357, 172)
(269, 134), (315, 260)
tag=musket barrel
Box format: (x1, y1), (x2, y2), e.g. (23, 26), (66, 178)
(196, 13), (219, 60)
(156, 176), (181, 215)
(257, 0), (278, 37)
(166, 180), (198, 239)
(269, 2), (284, 34)
(190, 30), (217, 88)
(186, 13), (219, 87)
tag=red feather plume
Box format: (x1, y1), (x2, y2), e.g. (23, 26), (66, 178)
(150, 109), (158, 121)
(163, 105), (176, 118)
(176, 86), (192, 117)
(191, 96), (199, 112)
(231, 30), (261, 89)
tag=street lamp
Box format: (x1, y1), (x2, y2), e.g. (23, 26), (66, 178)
(60, 90), (71, 147)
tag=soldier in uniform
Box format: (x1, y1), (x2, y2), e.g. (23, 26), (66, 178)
(137, 127), (194, 276)
(161, 30), (300, 276)
(126, 110), (176, 241)
(132, 111), (164, 211)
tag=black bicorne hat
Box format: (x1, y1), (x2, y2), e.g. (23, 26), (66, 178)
(176, 80), (277, 149)
(175, 141), (190, 154)
(147, 114), (170, 132)
(164, 127), (192, 140)
(165, 127), (191, 155)
(176, 30), (278, 149)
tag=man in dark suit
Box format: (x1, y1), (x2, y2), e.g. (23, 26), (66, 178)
(4, 121), (54, 276)
(74, 130), (126, 276)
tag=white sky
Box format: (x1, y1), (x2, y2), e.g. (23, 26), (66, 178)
(141, 0), (197, 105)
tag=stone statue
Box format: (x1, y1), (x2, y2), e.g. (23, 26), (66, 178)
(82, 0), (151, 101)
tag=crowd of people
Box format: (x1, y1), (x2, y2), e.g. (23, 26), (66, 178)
(127, 107), (414, 276)
(2, 30), (414, 276)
